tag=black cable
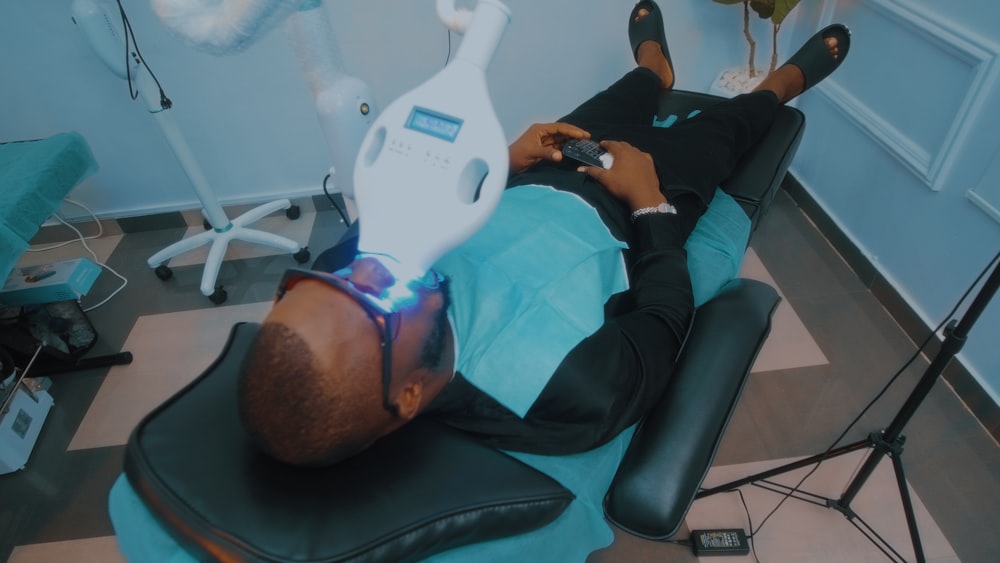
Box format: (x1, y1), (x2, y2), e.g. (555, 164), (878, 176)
(322, 174), (352, 226)
(445, 29), (453, 65)
(116, 0), (171, 109)
(749, 248), (1000, 535)
(735, 488), (762, 563)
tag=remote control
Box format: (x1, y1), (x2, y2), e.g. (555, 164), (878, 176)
(562, 138), (614, 169)
(690, 529), (751, 556)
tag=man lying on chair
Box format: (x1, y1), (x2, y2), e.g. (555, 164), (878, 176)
(238, 1), (850, 467)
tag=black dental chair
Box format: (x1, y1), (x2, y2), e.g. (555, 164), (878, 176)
(112, 91), (803, 562)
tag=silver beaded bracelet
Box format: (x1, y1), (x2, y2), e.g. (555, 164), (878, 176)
(630, 202), (678, 223)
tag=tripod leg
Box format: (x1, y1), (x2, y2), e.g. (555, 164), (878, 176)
(890, 451), (926, 563)
(697, 438), (872, 498)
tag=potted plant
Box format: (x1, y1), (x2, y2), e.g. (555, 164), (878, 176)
(710, 0), (802, 95)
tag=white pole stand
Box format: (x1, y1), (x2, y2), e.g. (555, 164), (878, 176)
(144, 105), (310, 305)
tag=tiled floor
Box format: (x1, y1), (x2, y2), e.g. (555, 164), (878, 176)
(1, 189), (998, 562)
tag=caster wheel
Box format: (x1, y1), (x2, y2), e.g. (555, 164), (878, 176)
(286, 205), (301, 220)
(155, 265), (173, 281)
(209, 286), (228, 305)
(293, 247), (311, 264)
(203, 218), (212, 230)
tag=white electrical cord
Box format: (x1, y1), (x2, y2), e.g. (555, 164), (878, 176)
(26, 199), (104, 252)
(25, 199), (128, 312)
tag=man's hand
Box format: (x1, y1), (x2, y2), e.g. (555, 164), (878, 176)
(577, 140), (667, 211)
(508, 122), (590, 175)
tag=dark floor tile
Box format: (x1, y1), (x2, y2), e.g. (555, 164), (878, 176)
(29, 219), (122, 245)
(0, 439), (123, 559)
(752, 192), (868, 300)
(781, 177), (879, 287)
(0, 506), (34, 562)
(901, 428), (1000, 562)
(714, 394), (771, 466)
(23, 447), (124, 544)
(116, 212), (187, 233)
(943, 362), (1000, 443)
(870, 274), (933, 346)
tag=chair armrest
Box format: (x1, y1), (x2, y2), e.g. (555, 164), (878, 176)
(604, 278), (780, 539)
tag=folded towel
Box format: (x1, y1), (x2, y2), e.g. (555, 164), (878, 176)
(0, 132), (98, 280)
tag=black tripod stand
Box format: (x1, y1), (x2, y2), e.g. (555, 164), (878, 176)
(697, 255), (999, 562)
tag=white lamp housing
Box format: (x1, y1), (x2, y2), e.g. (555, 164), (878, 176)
(353, 0), (511, 282)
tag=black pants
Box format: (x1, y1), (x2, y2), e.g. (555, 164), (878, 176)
(509, 68), (780, 242)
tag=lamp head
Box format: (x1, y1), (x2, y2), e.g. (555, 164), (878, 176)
(353, 1), (510, 276)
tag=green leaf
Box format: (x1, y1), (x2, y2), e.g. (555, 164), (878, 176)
(712, 0), (746, 5)
(750, 0), (775, 19)
(771, 0), (801, 25)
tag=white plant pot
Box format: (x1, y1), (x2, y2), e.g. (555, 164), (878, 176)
(709, 67), (765, 98)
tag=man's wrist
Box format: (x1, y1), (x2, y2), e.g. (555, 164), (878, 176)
(628, 191), (668, 210)
(631, 201), (678, 222)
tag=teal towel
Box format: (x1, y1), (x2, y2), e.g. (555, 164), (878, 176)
(685, 188), (751, 307)
(0, 132), (98, 280)
(1, 223), (28, 283)
(438, 186), (628, 417)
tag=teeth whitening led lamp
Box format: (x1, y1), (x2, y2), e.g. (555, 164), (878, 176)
(353, 0), (511, 285)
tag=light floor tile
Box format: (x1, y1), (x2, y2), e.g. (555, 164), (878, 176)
(8, 536), (125, 563)
(67, 301), (272, 450)
(741, 248), (829, 373)
(163, 211), (315, 268)
(686, 451), (958, 562)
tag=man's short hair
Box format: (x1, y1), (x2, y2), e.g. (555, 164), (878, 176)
(418, 278), (452, 370)
(237, 322), (376, 466)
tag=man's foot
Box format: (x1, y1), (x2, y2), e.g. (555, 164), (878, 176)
(629, 1), (674, 90)
(754, 24), (851, 103)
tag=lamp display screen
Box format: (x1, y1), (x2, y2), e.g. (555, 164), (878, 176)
(406, 107), (463, 142)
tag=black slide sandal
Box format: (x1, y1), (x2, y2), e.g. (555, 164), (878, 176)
(785, 23), (852, 92)
(629, 1), (673, 86)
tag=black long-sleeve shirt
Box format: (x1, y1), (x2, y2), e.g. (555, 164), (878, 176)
(424, 174), (697, 454)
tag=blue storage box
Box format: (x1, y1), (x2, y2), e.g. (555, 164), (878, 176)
(0, 258), (101, 306)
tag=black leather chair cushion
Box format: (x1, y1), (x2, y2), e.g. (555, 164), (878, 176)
(604, 278), (780, 538)
(124, 322), (574, 563)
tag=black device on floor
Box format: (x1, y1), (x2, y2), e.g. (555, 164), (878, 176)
(561, 138), (613, 169)
(690, 528), (751, 556)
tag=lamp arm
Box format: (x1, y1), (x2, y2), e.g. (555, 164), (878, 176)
(149, 0), (301, 54)
(436, 0), (474, 33)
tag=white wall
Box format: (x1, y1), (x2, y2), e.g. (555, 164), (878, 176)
(787, 0), (1000, 406)
(0, 0), (731, 218)
(3, 0), (998, 405)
